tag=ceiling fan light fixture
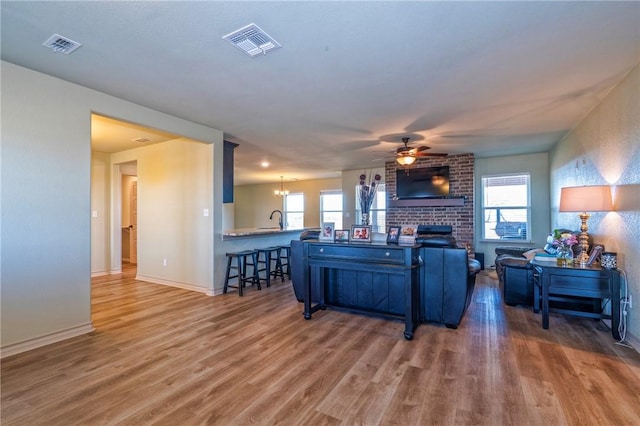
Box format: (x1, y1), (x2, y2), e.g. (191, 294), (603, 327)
(396, 155), (416, 166)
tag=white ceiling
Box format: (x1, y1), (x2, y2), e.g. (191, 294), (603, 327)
(2, 1), (639, 185)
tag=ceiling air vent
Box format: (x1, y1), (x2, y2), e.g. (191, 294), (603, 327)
(222, 23), (281, 57)
(42, 34), (82, 55)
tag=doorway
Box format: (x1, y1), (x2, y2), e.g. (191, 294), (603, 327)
(120, 162), (138, 270)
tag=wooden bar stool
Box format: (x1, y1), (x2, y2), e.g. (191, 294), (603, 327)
(278, 244), (291, 280)
(223, 250), (260, 296)
(256, 247), (283, 287)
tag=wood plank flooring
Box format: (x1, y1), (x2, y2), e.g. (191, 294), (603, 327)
(2, 265), (640, 425)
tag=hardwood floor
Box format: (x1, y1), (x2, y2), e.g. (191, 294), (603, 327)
(2, 266), (640, 425)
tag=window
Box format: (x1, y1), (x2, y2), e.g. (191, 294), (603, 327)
(482, 174), (530, 241)
(320, 190), (343, 229)
(356, 184), (386, 233)
(284, 193), (304, 229)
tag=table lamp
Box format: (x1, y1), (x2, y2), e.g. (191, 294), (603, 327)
(559, 185), (613, 264)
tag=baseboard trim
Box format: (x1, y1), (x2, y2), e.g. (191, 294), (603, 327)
(623, 331), (640, 354)
(136, 275), (211, 295)
(91, 271), (109, 277)
(1, 323), (95, 359)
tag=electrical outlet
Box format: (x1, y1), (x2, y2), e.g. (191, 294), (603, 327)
(163, 258), (167, 267)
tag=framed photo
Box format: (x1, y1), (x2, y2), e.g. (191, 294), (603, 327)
(386, 226), (401, 244)
(350, 225), (372, 242)
(586, 245), (604, 267)
(398, 224), (417, 245)
(320, 222), (335, 240)
(334, 229), (350, 242)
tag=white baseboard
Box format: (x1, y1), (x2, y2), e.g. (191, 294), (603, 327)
(110, 268), (122, 275)
(136, 275), (211, 295)
(91, 271), (109, 277)
(623, 331), (640, 354)
(1, 323), (95, 359)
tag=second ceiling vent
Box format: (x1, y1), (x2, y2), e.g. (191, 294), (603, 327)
(222, 23), (281, 57)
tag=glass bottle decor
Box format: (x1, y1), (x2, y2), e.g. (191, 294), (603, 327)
(361, 212), (370, 226)
(556, 246), (574, 267)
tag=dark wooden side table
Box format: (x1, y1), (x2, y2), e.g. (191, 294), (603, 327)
(532, 260), (621, 340)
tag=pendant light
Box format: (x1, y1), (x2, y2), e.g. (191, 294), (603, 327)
(274, 176), (289, 197)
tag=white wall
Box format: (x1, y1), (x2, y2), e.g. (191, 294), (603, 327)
(1, 61), (223, 353)
(475, 152), (551, 266)
(550, 65), (640, 345)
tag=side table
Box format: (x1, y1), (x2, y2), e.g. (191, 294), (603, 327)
(531, 261), (621, 340)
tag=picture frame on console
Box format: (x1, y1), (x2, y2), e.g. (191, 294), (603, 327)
(387, 226), (401, 244)
(398, 225), (417, 245)
(334, 229), (349, 242)
(586, 245), (604, 267)
(320, 222), (335, 240)
(350, 225), (371, 242)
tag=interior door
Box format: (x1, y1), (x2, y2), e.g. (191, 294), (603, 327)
(130, 181), (137, 264)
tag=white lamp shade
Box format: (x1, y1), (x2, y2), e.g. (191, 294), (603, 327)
(559, 185), (613, 212)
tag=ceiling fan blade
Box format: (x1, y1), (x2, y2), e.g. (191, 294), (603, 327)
(415, 145), (430, 152)
(416, 152), (448, 157)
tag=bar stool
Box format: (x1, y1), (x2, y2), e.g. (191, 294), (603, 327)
(278, 244), (291, 280)
(273, 246), (291, 282)
(256, 247), (283, 287)
(223, 250), (260, 296)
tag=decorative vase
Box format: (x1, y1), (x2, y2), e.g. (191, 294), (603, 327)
(361, 212), (370, 226)
(556, 246), (573, 267)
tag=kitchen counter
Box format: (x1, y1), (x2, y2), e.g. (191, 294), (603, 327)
(221, 227), (308, 240)
(214, 227), (314, 295)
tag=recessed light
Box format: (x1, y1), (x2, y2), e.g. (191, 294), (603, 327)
(132, 137), (150, 143)
(260, 161), (270, 168)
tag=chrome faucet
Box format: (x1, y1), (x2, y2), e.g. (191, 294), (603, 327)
(269, 209), (284, 230)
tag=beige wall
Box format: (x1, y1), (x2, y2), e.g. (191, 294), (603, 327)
(111, 139), (214, 291)
(550, 65), (640, 343)
(91, 152), (111, 275)
(234, 177), (342, 229)
(1, 61), (223, 353)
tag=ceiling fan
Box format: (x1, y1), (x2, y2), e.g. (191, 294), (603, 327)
(396, 137), (447, 165)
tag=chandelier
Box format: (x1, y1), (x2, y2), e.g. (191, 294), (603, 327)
(274, 176), (289, 197)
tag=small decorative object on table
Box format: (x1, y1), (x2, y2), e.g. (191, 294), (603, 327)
(601, 252), (617, 270)
(358, 171), (382, 226)
(551, 229), (578, 267)
(398, 225), (417, 245)
(386, 226), (401, 244)
(320, 222), (335, 240)
(334, 229), (349, 242)
(350, 225), (372, 242)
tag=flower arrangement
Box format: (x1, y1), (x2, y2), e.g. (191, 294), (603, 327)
(549, 229), (578, 266)
(551, 229), (578, 250)
(358, 171), (382, 224)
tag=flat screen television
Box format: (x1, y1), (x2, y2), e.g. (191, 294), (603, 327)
(396, 166), (450, 199)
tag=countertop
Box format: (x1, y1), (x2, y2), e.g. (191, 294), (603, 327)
(222, 227), (309, 238)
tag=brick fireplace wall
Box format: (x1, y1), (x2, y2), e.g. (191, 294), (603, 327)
(385, 153), (474, 248)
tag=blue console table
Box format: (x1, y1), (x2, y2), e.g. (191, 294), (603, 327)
(301, 241), (421, 340)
